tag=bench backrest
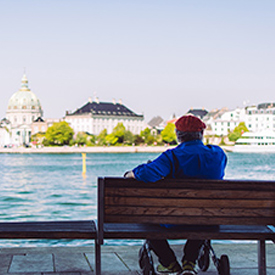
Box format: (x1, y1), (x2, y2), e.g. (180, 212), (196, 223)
(98, 177), (275, 228)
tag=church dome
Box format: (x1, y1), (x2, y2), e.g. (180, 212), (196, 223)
(7, 75), (42, 111)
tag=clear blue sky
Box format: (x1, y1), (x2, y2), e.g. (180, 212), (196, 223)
(1, 0), (274, 122)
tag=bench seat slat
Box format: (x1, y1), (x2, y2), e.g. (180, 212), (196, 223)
(106, 197), (275, 208)
(0, 220), (96, 239)
(102, 223), (275, 241)
(105, 215), (274, 225)
(106, 188), (275, 200)
(104, 178), (275, 191)
(105, 206), (275, 218)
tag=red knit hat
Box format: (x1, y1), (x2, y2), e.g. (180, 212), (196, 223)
(175, 115), (206, 132)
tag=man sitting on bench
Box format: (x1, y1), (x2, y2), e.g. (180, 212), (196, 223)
(124, 114), (227, 275)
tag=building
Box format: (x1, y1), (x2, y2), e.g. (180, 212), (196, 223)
(64, 98), (145, 135)
(205, 107), (245, 136)
(245, 103), (275, 132)
(5, 75), (43, 146)
(0, 118), (12, 147)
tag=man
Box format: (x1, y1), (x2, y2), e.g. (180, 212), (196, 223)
(124, 114), (227, 275)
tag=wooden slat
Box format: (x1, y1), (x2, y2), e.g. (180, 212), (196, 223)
(104, 215), (274, 225)
(105, 188), (275, 199)
(0, 220), (96, 239)
(102, 223), (275, 241)
(105, 206), (275, 217)
(105, 197), (275, 208)
(103, 177), (275, 191)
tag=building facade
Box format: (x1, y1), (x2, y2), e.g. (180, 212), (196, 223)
(5, 75), (43, 146)
(204, 103), (275, 137)
(205, 107), (245, 136)
(65, 98), (145, 136)
(245, 103), (275, 132)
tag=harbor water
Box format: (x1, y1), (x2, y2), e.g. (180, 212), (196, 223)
(0, 151), (275, 247)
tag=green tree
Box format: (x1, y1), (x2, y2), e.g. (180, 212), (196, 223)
(74, 132), (96, 146)
(97, 129), (108, 146)
(228, 122), (249, 142)
(86, 134), (96, 146)
(105, 133), (118, 145)
(134, 134), (143, 145)
(161, 123), (177, 144)
(124, 130), (135, 145)
(74, 132), (88, 146)
(31, 132), (45, 146)
(112, 123), (126, 143)
(43, 121), (74, 146)
(140, 127), (156, 145)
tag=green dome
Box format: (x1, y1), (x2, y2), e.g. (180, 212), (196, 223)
(7, 75), (42, 111)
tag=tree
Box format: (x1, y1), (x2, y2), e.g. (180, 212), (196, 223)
(74, 132), (88, 146)
(31, 132), (45, 144)
(43, 121), (74, 146)
(140, 127), (156, 145)
(161, 123), (177, 144)
(97, 129), (108, 146)
(228, 122), (249, 142)
(112, 123), (126, 143)
(124, 130), (135, 145)
(105, 133), (118, 145)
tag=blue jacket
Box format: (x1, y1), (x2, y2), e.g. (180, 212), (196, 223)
(133, 140), (227, 182)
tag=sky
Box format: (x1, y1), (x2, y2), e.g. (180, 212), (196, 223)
(0, 0), (275, 122)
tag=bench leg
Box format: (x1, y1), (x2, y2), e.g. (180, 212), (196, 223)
(95, 241), (101, 275)
(258, 240), (266, 275)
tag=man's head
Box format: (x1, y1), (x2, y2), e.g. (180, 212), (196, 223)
(175, 115), (206, 143)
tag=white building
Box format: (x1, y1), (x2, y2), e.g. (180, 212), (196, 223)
(245, 103), (275, 132)
(0, 118), (12, 147)
(65, 98), (145, 135)
(205, 103), (275, 136)
(205, 107), (246, 136)
(5, 75), (43, 146)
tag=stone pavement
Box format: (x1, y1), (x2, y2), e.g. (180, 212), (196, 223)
(0, 242), (274, 275)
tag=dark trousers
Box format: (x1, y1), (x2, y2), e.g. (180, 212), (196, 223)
(148, 239), (204, 267)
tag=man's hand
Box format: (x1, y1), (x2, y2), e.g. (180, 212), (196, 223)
(124, 170), (135, 178)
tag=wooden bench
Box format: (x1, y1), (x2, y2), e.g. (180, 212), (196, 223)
(96, 177), (275, 275)
(0, 220), (97, 267)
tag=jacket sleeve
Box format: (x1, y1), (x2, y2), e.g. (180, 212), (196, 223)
(133, 151), (173, 183)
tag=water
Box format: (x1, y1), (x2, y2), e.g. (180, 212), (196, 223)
(0, 152), (274, 247)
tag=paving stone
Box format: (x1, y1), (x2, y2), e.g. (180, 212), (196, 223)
(54, 253), (91, 273)
(9, 253), (54, 273)
(86, 251), (130, 273)
(0, 244), (274, 274)
(0, 254), (12, 274)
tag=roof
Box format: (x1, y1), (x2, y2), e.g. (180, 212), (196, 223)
(147, 116), (164, 128)
(7, 75), (42, 111)
(33, 117), (45, 123)
(1, 118), (11, 124)
(69, 101), (143, 118)
(258, 102), (275, 109)
(186, 109), (208, 119)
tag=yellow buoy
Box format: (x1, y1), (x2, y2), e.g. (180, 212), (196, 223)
(82, 153), (86, 175)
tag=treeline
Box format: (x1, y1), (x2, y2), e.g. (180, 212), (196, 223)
(31, 121), (178, 147)
(31, 121), (249, 147)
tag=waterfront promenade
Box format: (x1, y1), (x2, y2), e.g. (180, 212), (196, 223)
(0, 243), (274, 274)
(0, 145), (173, 154)
(0, 145), (231, 154)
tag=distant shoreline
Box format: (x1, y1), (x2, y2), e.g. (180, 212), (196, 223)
(0, 146), (175, 154)
(0, 145), (231, 154)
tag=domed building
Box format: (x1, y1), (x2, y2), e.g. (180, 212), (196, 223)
(6, 75), (43, 146)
